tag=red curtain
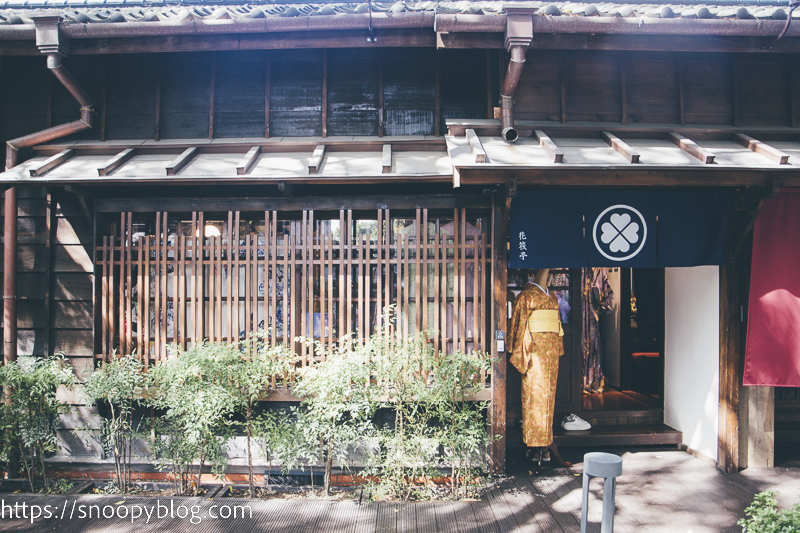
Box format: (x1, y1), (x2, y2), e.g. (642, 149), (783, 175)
(744, 189), (800, 387)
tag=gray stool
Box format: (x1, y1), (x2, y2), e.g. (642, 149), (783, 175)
(580, 452), (623, 533)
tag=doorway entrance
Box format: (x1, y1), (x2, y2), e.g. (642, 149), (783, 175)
(506, 267), (680, 452)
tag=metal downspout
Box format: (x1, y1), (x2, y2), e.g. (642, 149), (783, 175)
(3, 49), (93, 477)
(500, 45), (527, 143)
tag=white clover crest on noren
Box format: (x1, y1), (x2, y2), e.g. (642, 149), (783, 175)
(592, 204), (648, 262)
(601, 213), (640, 253)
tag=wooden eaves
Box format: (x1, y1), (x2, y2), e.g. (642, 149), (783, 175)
(446, 121), (800, 188)
(0, 137), (452, 187)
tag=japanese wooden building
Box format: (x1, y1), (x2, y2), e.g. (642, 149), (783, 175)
(0, 0), (799, 475)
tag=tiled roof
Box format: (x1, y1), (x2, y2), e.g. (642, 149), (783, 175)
(0, 1), (796, 25)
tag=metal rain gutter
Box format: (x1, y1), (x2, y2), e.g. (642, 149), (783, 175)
(4, 16), (94, 369)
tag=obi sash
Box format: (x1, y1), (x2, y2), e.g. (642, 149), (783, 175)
(527, 310), (564, 337)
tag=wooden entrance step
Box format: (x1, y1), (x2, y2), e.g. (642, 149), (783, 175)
(553, 423), (682, 447)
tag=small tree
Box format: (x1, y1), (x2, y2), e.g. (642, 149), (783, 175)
(291, 336), (377, 496)
(0, 355), (75, 493)
(229, 334), (297, 497)
(369, 329), (444, 501)
(147, 343), (239, 496)
(82, 355), (149, 493)
(253, 407), (296, 491)
(430, 348), (492, 499)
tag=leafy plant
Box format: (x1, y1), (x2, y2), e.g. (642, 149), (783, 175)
(365, 308), (494, 501)
(147, 342), (240, 496)
(228, 334), (297, 496)
(82, 354), (148, 493)
(253, 407), (297, 491)
(291, 335), (378, 496)
(0, 355), (75, 493)
(738, 491), (800, 533)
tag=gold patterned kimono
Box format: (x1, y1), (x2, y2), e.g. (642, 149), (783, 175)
(509, 283), (564, 447)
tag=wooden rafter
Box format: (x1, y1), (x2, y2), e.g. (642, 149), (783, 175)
(534, 130), (564, 163)
(667, 132), (716, 164)
(29, 149), (74, 177)
(308, 144), (326, 175)
(382, 144), (392, 173)
(98, 148), (135, 177)
(734, 134), (790, 165)
(601, 131), (639, 163)
(236, 146), (261, 175)
(467, 129), (488, 163)
(166, 147), (198, 176)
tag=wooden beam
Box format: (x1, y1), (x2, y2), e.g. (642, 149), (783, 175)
(792, 59), (798, 129)
(486, 49), (493, 120)
(265, 50), (271, 138)
(30, 149), (74, 177)
(457, 166), (800, 188)
(46, 75), (53, 129)
(434, 50), (440, 136)
(209, 52), (216, 141)
(735, 134), (790, 164)
(308, 145), (326, 175)
(534, 130), (564, 163)
(154, 55), (162, 141)
(560, 51), (567, 124)
(466, 129), (488, 163)
(378, 49), (384, 137)
(98, 148), (135, 177)
(733, 60), (740, 127)
(100, 57), (107, 142)
(601, 131), (639, 163)
(165, 147), (198, 176)
(96, 194), (492, 213)
(236, 146), (261, 176)
(678, 56), (686, 127)
(322, 49), (328, 138)
(382, 144), (392, 173)
(668, 132), (716, 164)
(620, 56), (627, 125)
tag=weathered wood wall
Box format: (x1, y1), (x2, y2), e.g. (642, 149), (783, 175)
(1, 51), (797, 146)
(0, 190), (94, 401)
(513, 50), (799, 127)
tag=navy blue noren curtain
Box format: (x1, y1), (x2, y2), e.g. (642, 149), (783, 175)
(508, 189), (731, 268)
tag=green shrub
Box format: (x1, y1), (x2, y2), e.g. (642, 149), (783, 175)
(147, 342), (241, 495)
(0, 354), (75, 493)
(739, 491), (800, 532)
(82, 354), (149, 493)
(291, 334), (377, 496)
(365, 316), (493, 501)
(228, 334), (297, 496)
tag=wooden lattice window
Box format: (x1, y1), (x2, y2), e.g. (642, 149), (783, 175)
(97, 208), (492, 378)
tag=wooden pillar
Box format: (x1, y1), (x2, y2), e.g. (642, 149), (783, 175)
(490, 189), (511, 475)
(718, 186), (775, 472)
(718, 259), (740, 473)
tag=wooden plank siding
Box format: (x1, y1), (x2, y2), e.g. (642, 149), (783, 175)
(0, 189), (94, 405)
(96, 208), (492, 391)
(160, 53), (212, 139)
(2, 52), (798, 147)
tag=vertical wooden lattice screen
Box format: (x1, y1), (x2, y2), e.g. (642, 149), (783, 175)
(98, 208), (492, 379)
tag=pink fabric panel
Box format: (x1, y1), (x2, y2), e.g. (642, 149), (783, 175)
(743, 189), (800, 387)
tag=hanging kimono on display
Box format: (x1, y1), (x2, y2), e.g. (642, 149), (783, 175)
(509, 282), (564, 447)
(582, 267), (614, 394)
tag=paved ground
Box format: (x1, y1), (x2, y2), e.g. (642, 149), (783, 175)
(0, 450), (798, 532)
